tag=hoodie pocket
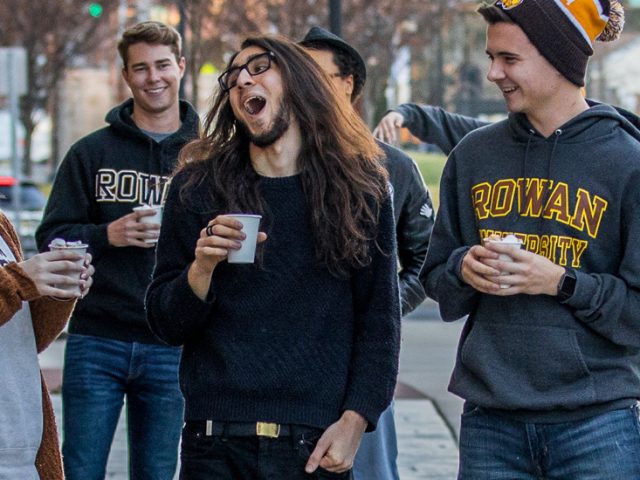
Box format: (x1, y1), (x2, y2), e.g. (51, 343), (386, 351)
(456, 321), (596, 410)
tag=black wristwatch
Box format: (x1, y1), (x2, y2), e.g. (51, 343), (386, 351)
(557, 267), (577, 302)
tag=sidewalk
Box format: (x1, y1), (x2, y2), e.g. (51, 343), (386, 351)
(48, 395), (458, 479)
(40, 301), (461, 479)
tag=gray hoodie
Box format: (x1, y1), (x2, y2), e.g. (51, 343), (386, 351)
(422, 104), (640, 422)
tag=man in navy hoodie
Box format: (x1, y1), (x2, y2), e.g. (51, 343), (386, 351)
(422, 1), (640, 478)
(36, 21), (199, 479)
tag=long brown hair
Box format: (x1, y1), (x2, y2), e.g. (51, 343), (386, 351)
(178, 34), (388, 277)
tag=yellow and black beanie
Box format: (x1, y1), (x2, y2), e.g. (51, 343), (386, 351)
(494, 0), (625, 86)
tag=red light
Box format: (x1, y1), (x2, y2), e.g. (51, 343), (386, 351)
(0, 176), (17, 187)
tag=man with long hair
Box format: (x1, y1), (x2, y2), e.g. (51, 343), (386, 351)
(146, 34), (401, 479)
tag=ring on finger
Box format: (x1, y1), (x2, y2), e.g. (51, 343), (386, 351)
(205, 225), (214, 236)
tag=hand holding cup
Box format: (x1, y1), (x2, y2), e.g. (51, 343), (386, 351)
(19, 239), (93, 300)
(107, 207), (160, 248)
(187, 214), (267, 301)
(133, 204), (163, 244)
(197, 214), (266, 268)
(482, 234), (523, 288)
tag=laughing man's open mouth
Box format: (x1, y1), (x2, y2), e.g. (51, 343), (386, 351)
(244, 96), (266, 115)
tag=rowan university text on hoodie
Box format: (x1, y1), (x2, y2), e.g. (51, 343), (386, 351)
(423, 104), (640, 422)
(35, 99), (199, 344)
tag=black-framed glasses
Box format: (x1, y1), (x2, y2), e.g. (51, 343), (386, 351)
(218, 51), (276, 93)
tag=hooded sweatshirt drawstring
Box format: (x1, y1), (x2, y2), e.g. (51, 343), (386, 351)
(511, 129), (536, 226)
(534, 128), (563, 231)
(513, 127), (563, 229)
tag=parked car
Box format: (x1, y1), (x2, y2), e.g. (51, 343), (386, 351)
(0, 176), (46, 257)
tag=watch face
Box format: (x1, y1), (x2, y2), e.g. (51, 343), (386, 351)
(560, 271), (577, 299)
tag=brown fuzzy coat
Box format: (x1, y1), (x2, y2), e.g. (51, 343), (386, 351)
(0, 212), (75, 479)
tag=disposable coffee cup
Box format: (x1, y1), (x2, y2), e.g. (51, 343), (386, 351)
(134, 205), (163, 244)
(225, 214), (262, 264)
(48, 240), (88, 295)
(484, 237), (522, 288)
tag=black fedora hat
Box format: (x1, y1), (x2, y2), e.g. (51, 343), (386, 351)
(300, 26), (367, 100)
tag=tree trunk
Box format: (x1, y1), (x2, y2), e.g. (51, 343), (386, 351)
(19, 98), (35, 177)
(427, 13), (445, 107)
(49, 83), (61, 181)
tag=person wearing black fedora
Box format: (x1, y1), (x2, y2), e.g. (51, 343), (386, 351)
(422, 1), (640, 478)
(301, 26), (435, 480)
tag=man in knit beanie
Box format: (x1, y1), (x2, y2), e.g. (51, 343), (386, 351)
(492, 0), (623, 86)
(422, 1), (640, 478)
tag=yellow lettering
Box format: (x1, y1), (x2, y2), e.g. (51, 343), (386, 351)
(539, 235), (550, 260)
(556, 236), (572, 266)
(571, 239), (588, 268)
(546, 235), (559, 263)
(490, 179), (517, 217)
(525, 233), (540, 254)
(472, 183), (492, 220)
(570, 189), (608, 239)
(543, 182), (571, 224)
(517, 178), (549, 217)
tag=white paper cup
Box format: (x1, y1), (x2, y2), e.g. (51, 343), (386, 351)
(485, 239), (522, 288)
(134, 205), (163, 244)
(225, 214), (262, 264)
(48, 242), (88, 295)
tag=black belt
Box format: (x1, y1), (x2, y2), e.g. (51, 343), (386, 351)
(187, 421), (292, 438)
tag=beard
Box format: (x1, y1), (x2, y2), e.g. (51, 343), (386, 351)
(237, 100), (291, 148)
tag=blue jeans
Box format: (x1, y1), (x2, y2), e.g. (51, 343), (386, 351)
(61, 334), (184, 480)
(458, 402), (640, 479)
(352, 402), (400, 480)
(180, 422), (352, 479)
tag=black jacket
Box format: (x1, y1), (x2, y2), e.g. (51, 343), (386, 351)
(35, 99), (199, 344)
(378, 141), (434, 315)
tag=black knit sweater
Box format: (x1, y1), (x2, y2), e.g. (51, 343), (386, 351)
(146, 168), (401, 429)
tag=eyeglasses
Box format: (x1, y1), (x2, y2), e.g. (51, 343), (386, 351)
(218, 51), (276, 93)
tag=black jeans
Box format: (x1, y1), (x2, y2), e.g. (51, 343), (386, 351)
(179, 422), (353, 479)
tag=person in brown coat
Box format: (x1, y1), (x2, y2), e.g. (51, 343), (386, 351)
(0, 212), (93, 479)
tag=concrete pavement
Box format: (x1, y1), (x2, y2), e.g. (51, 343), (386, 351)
(39, 300), (464, 479)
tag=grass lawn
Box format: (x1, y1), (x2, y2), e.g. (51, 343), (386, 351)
(401, 150), (447, 209)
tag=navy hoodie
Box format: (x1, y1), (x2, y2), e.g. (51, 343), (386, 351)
(35, 99), (199, 344)
(423, 104), (640, 422)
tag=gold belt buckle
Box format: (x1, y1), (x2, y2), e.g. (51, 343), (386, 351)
(256, 422), (280, 438)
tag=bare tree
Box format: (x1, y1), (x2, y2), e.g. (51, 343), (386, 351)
(169, 0), (479, 126)
(0, 0), (118, 176)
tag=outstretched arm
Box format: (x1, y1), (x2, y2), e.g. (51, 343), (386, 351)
(374, 104), (489, 155)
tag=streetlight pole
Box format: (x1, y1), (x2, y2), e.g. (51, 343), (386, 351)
(329, 0), (342, 36)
